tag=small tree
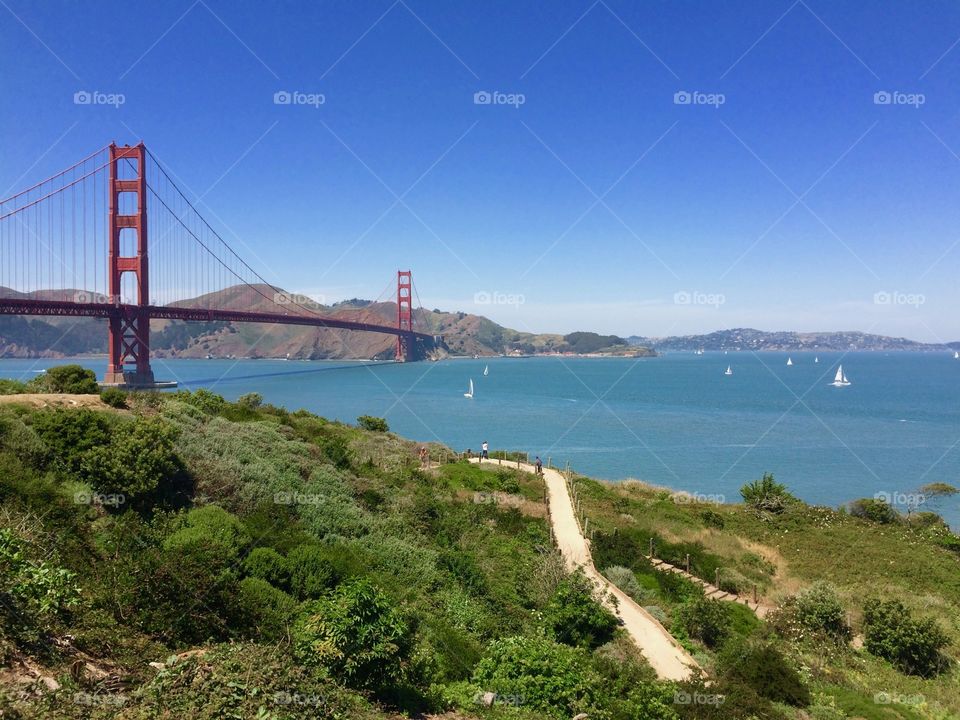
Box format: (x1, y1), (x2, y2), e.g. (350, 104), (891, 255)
(99, 387), (128, 408)
(794, 582), (850, 640)
(357, 415), (389, 432)
(740, 472), (793, 514)
(237, 392), (263, 410)
(675, 595), (731, 648)
(863, 598), (950, 677)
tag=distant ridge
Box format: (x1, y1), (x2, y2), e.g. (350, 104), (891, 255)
(628, 327), (955, 352)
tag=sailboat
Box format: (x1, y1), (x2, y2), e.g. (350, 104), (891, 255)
(483, 365), (489, 376)
(786, 357), (793, 366)
(814, 356), (819, 363)
(464, 379), (474, 399)
(724, 366), (733, 376)
(830, 365), (851, 387)
(954, 351), (959, 360)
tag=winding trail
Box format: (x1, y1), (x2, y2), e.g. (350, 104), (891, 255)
(470, 458), (700, 681)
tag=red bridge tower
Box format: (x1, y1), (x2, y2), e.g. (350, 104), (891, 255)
(396, 270), (413, 361)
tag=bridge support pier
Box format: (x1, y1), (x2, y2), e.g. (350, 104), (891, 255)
(395, 270), (412, 362)
(103, 143), (162, 388)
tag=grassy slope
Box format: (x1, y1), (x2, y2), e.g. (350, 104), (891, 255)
(0, 391), (957, 719)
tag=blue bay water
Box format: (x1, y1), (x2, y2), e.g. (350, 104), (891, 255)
(2, 352), (958, 528)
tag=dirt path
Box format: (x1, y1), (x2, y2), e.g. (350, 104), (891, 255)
(470, 458), (699, 681)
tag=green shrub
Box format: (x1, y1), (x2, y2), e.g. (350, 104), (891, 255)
(700, 508), (725, 529)
(720, 640), (810, 707)
(674, 595), (731, 648)
(472, 635), (601, 718)
(175, 388), (227, 415)
(99, 387), (128, 408)
(286, 545), (339, 599)
(235, 576), (298, 640)
(293, 578), (411, 690)
(740, 472), (794, 514)
(862, 598), (950, 677)
(26, 364), (99, 394)
(542, 571), (618, 649)
(794, 582), (850, 640)
(603, 565), (653, 604)
(0, 378), (28, 395)
(0, 528), (79, 620)
(242, 546), (290, 589)
(236, 392), (263, 410)
(164, 505), (251, 565)
(357, 415), (389, 432)
(82, 417), (180, 499)
(848, 498), (900, 524)
(32, 408), (109, 477)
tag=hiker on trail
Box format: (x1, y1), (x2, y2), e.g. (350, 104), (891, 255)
(535, 456), (543, 476)
(418, 446), (429, 468)
(481, 441), (489, 461)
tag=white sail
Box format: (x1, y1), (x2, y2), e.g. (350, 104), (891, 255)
(831, 365), (850, 387)
(814, 356), (819, 363)
(724, 366), (733, 375)
(955, 351), (959, 359)
(483, 365), (489, 376)
(786, 357), (793, 366)
(464, 379), (474, 398)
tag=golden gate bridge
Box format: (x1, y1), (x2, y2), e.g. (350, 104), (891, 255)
(0, 143), (437, 387)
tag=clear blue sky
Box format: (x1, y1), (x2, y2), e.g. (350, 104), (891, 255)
(3, 0), (960, 341)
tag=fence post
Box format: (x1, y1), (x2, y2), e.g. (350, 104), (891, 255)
(648, 537), (654, 557)
(685, 554), (690, 573)
(547, 456), (552, 468)
(715, 568), (720, 588)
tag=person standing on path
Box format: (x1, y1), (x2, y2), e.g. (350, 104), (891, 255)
(481, 441), (489, 461)
(535, 456), (543, 476)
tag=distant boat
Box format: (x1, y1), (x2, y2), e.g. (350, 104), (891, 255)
(464, 379), (474, 399)
(830, 365), (851, 387)
(483, 365), (489, 376)
(724, 366), (733, 376)
(786, 357), (793, 366)
(814, 356), (819, 363)
(955, 351), (959, 359)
